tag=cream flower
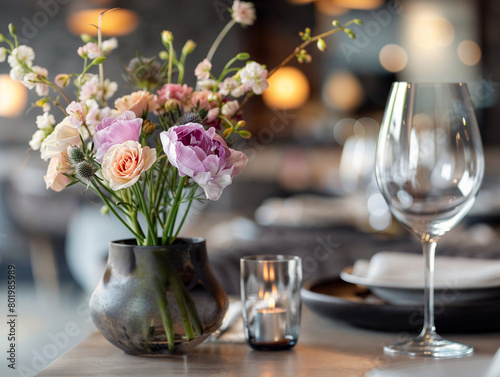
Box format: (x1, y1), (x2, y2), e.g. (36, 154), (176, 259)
(240, 62), (269, 95)
(114, 90), (159, 117)
(40, 119), (82, 160)
(29, 130), (47, 151)
(21, 73), (37, 89)
(221, 100), (240, 118)
(196, 79), (217, 91)
(77, 42), (100, 59)
(8, 45), (35, 68)
(66, 101), (85, 128)
(10, 65), (26, 81)
(36, 112), (55, 130)
(101, 141), (156, 190)
(102, 38), (118, 54)
(21, 65), (48, 96)
(218, 77), (247, 98)
(232, 0), (256, 26)
(194, 59), (212, 80)
(43, 151), (72, 192)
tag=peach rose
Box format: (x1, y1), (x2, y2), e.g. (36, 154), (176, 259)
(43, 151), (72, 192)
(102, 140), (156, 190)
(40, 119), (81, 161)
(114, 90), (159, 118)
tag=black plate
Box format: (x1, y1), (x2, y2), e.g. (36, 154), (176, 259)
(301, 278), (500, 333)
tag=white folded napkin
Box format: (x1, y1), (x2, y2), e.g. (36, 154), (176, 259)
(352, 252), (500, 289)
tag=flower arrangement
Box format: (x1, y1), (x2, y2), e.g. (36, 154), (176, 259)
(1, 1), (359, 353)
(0, 3), (359, 247)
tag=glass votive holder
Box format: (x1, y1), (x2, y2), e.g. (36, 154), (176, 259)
(240, 255), (302, 351)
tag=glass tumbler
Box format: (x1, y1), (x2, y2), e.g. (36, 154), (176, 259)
(240, 255), (302, 351)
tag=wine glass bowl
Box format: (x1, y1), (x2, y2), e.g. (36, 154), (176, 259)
(375, 82), (484, 357)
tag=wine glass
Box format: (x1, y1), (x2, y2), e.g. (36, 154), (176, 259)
(375, 82), (485, 357)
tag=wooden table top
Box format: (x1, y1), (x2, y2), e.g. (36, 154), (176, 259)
(37, 307), (500, 377)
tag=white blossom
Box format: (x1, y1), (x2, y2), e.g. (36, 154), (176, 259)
(8, 45), (35, 68)
(232, 1), (256, 26)
(221, 100), (240, 118)
(36, 112), (55, 130)
(240, 62), (268, 95)
(29, 130), (47, 151)
(102, 38), (118, 55)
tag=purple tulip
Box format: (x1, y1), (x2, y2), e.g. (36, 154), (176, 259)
(160, 123), (248, 200)
(93, 111), (143, 162)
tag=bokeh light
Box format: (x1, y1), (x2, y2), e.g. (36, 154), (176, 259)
(330, 0), (384, 10)
(379, 44), (408, 73)
(262, 67), (310, 110)
(315, 0), (348, 16)
(67, 8), (139, 36)
(457, 40), (481, 66)
(323, 71), (364, 112)
(0, 75), (28, 118)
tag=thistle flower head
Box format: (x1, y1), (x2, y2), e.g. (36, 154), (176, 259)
(177, 112), (203, 125)
(75, 161), (95, 181)
(68, 147), (86, 164)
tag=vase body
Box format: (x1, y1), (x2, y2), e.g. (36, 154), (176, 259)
(89, 237), (228, 356)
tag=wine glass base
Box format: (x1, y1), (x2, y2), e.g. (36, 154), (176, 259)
(384, 334), (474, 358)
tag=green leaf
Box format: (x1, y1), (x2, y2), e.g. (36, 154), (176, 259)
(91, 56), (106, 65)
(238, 130), (251, 139)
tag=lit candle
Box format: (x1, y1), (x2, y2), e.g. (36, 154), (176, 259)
(254, 298), (287, 344)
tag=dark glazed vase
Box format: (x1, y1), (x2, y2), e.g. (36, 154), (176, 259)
(89, 238), (228, 356)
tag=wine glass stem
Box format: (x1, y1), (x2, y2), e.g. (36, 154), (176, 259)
(421, 239), (437, 338)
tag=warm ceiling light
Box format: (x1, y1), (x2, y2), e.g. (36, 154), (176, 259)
(457, 40), (481, 66)
(67, 8), (139, 37)
(315, 0), (348, 16)
(379, 44), (408, 72)
(262, 67), (310, 110)
(323, 71), (364, 112)
(287, 0), (315, 4)
(410, 10), (454, 50)
(0, 75), (28, 118)
(330, 0), (384, 10)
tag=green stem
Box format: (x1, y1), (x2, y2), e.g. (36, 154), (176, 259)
(122, 189), (145, 243)
(154, 253), (198, 341)
(132, 183), (156, 245)
(91, 181), (144, 242)
(167, 42), (173, 84)
(162, 176), (186, 245)
(173, 187), (196, 240)
(267, 20), (356, 79)
(206, 19), (236, 61)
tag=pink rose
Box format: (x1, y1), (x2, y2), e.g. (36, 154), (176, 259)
(157, 83), (193, 104)
(114, 90), (159, 117)
(160, 123), (248, 200)
(44, 151), (72, 192)
(101, 141), (156, 190)
(93, 111), (143, 162)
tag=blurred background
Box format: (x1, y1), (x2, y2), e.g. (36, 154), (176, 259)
(1, 0), (500, 374)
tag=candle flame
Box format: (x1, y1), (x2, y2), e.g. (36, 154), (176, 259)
(264, 291), (270, 300)
(263, 261), (269, 281)
(269, 297), (276, 309)
(271, 283), (277, 296)
(258, 286), (264, 299)
(269, 265), (275, 281)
